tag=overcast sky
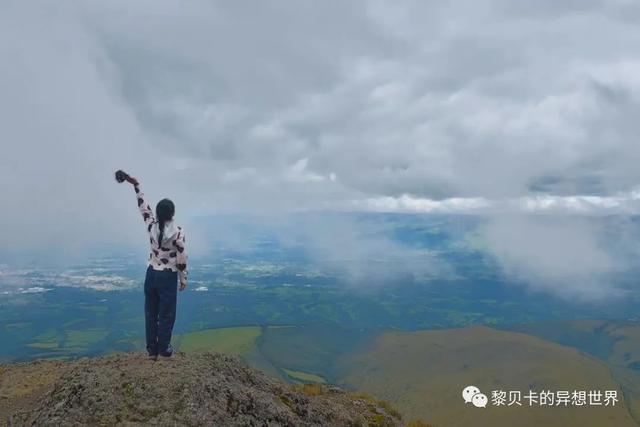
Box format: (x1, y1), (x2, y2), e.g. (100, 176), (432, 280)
(2, 1), (640, 298)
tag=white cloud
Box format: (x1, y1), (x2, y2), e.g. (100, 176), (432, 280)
(351, 195), (491, 213)
(2, 0), (640, 298)
(481, 215), (617, 299)
(19, 287), (50, 294)
(346, 188), (640, 215)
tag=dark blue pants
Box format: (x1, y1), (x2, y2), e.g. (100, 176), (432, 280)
(144, 266), (177, 355)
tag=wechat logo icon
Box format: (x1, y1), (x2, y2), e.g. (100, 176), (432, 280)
(462, 385), (488, 408)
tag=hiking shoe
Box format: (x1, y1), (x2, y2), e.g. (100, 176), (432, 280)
(159, 345), (174, 358)
(147, 345), (158, 360)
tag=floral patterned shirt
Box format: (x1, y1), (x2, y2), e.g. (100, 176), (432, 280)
(134, 183), (188, 285)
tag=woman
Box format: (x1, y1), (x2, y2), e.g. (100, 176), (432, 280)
(116, 170), (188, 360)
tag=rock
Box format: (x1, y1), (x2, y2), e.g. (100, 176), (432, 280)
(4, 352), (402, 426)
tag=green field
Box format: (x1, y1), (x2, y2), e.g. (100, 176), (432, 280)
(503, 320), (640, 424)
(26, 342), (59, 350)
(337, 326), (636, 427)
(283, 368), (327, 384)
(65, 329), (109, 349)
(176, 326), (262, 355)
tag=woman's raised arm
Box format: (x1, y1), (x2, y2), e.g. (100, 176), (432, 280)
(123, 174), (155, 229)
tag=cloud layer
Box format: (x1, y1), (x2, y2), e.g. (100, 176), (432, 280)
(2, 1), (640, 298)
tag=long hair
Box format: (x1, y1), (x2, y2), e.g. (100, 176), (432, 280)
(156, 199), (175, 246)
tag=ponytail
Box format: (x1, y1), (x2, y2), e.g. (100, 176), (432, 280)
(155, 198), (175, 246)
(158, 219), (166, 247)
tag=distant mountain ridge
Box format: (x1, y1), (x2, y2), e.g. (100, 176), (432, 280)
(0, 352), (404, 426)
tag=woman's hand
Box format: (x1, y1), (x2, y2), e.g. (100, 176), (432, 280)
(179, 280), (187, 292)
(115, 170), (138, 186)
